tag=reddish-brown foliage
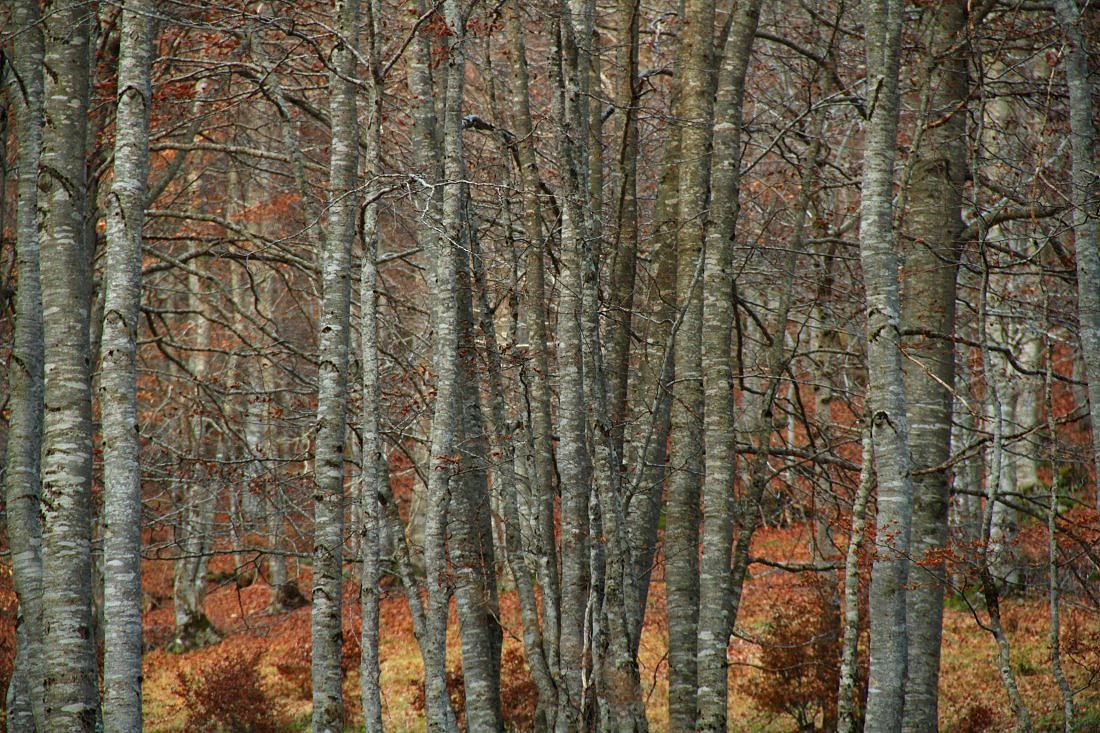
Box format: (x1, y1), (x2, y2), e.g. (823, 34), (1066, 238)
(173, 636), (283, 732)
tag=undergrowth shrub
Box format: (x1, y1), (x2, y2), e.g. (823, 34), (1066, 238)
(948, 702), (996, 733)
(267, 609), (361, 696)
(174, 637), (282, 732)
(410, 646), (537, 731)
(0, 563), (16, 733)
(742, 577), (843, 731)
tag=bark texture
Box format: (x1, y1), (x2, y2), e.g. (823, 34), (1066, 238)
(696, 4), (761, 729)
(311, 2), (360, 728)
(858, 1), (913, 729)
(101, 1), (156, 729)
(1054, 0), (1100, 523)
(900, 3), (966, 729)
(39, 1), (100, 728)
(4, 1), (46, 728)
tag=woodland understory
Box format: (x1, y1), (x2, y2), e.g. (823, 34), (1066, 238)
(2, 0), (1100, 731)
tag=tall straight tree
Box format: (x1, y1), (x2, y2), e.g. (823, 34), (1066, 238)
(857, 0), (913, 729)
(312, 0), (360, 728)
(38, 0), (99, 728)
(1054, 0), (1100, 523)
(101, 0), (156, 729)
(4, 0), (46, 728)
(358, 2), (385, 730)
(418, 1), (469, 729)
(900, 2), (967, 729)
(697, 3), (761, 729)
(667, 3), (714, 726)
(549, 1), (594, 727)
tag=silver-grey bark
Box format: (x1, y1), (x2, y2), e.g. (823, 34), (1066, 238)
(359, 2), (384, 730)
(900, 3), (966, 729)
(667, 4), (713, 726)
(312, 1), (360, 728)
(452, 242), (505, 731)
(4, 1), (45, 728)
(1054, 0), (1100, 523)
(696, 4), (761, 729)
(550, 2), (593, 727)
(858, 0), (913, 729)
(39, 0), (100, 727)
(101, 1), (155, 729)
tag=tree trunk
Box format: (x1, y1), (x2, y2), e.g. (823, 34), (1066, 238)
(359, 2), (385, 730)
(39, 1), (100, 727)
(900, 4), (966, 729)
(1054, 0), (1100, 524)
(452, 243), (505, 731)
(504, 5), (564, 727)
(3, 1), (46, 728)
(667, 4), (714, 726)
(858, 1), (913, 729)
(551, 3), (593, 727)
(310, 2), (360, 728)
(101, 1), (155, 729)
(696, 4), (761, 729)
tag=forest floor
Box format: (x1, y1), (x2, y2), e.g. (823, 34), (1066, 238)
(3, 521), (1098, 732)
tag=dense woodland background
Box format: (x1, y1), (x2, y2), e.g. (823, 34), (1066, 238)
(2, 0), (1100, 731)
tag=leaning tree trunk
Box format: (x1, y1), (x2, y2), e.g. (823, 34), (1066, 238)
(39, 1), (100, 728)
(311, 1), (360, 729)
(101, 1), (155, 729)
(900, 3), (967, 730)
(3, 1), (46, 728)
(1054, 0), (1100, 523)
(858, 0), (914, 730)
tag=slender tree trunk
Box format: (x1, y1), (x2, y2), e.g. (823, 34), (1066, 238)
(696, 4), (761, 729)
(858, 1), (913, 729)
(359, 3), (384, 730)
(900, 4), (966, 729)
(452, 243), (505, 731)
(418, 3), (468, 729)
(666, 4), (714, 726)
(310, 1), (360, 728)
(39, 1), (100, 727)
(606, 0), (640, 465)
(504, 6), (564, 727)
(551, 3), (593, 727)
(1054, 0), (1100, 523)
(838, 429), (875, 733)
(100, 2), (155, 729)
(4, 1), (46, 728)
(173, 275), (218, 652)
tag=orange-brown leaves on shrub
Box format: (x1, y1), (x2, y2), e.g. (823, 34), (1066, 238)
(950, 702), (996, 733)
(174, 636), (283, 732)
(742, 577), (842, 731)
(0, 562), (17, 731)
(500, 646), (538, 730)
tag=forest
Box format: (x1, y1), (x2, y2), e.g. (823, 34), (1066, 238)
(2, 0), (1100, 731)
